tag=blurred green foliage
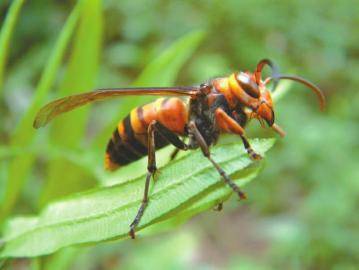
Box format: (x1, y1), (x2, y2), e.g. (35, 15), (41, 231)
(0, 0), (358, 269)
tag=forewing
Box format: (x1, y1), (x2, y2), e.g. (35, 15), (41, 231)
(33, 87), (198, 128)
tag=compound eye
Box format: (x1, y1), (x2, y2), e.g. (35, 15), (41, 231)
(236, 73), (260, 98)
(241, 82), (259, 98)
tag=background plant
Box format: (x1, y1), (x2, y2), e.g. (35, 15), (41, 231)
(0, 0), (358, 269)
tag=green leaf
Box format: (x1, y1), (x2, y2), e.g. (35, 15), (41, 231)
(41, 0), (103, 206)
(140, 165), (260, 237)
(0, 3), (81, 220)
(0, 139), (274, 258)
(0, 0), (26, 92)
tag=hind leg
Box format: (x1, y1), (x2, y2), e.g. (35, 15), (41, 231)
(129, 121), (187, 239)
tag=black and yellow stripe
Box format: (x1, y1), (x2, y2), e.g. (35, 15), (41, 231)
(105, 119), (149, 170)
(104, 97), (188, 171)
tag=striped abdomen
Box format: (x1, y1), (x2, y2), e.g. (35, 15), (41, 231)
(105, 97), (188, 171)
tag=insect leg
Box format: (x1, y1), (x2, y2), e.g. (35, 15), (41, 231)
(216, 108), (262, 160)
(155, 121), (188, 161)
(129, 121), (188, 239)
(187, 121), (246, 200)
(169, 148), (181, 160)
(239, 134), (262, 160)
(169, 137), (188, 160)
(129, 121), (157, 239)
(153, 122), (188, 150)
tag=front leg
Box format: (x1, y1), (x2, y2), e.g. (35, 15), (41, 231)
(215, 108), (262, 160)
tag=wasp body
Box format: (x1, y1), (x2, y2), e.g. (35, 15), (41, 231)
(34, 59), (325, 239)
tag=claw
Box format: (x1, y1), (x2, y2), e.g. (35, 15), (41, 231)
(129, 227), (136, 239)
(238, 191), (247, 200)
(250, 152), (262, 161)
(152, 169), (160, 182)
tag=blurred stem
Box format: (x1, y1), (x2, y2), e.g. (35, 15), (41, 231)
(30, 258), (42, 270)
(42, 0), (103, 206)
(0, 0), (26, 93)
(0, 2), (81, 222)
(272, 80), (293, 103)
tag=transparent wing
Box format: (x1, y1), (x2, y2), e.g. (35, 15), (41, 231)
(33, 86), (199, 128)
